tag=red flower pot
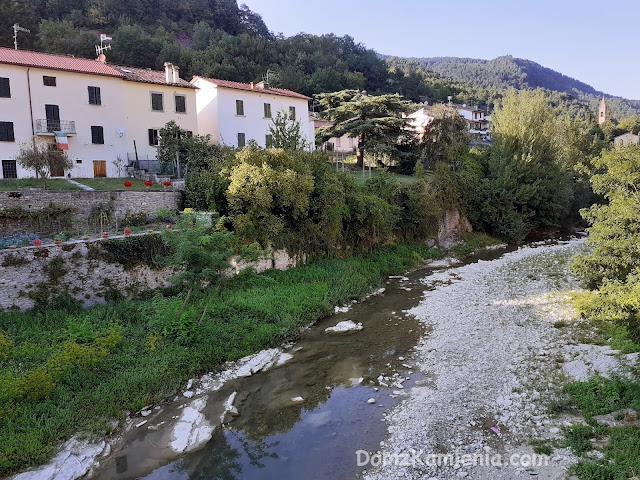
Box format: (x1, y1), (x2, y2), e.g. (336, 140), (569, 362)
(54, 240), (62, 245)
(167, 225), (173, 230)
(124, 228), (132, 236)
(102, 232), (109, 239)
(33, 239), (42, 246)
(9, 245), (17, 249)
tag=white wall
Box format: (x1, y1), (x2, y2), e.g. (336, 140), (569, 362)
(0, 64), (197, 179)
(193, 79), (313, 150)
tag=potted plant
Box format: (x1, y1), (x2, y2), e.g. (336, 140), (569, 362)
(54, 236), (62, 245)
(9, 245), (17, 250)
(124, 227), (132, 236)
(81, 235), (90, 240)
(162, 180), (172, 189)
(33, 238), (42, 246)
(147, 229), (154, 234)
(102, 232), (109, 239)
(167, 224), (173, 230)
(144, 180), (154, 190)
(123, 180), (133, 190)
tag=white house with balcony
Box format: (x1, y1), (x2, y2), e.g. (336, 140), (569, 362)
(404, 103), (492, 144)
(0, 47), (197, 179)
(191, 76), (314, 150)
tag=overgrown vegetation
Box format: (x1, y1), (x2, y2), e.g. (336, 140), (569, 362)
(0, 242), (441, 476)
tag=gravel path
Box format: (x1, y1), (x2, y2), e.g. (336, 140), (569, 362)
(364, 238), (587, 480)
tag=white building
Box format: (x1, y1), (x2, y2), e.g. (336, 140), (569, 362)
(313, 116), (357, 153)
(0, 47), (197, 179)
(191, 77), (314, 150)
(404, 103), (492, 143)
(613, 132), (639, 147)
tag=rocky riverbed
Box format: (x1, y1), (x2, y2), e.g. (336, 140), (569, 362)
(364, 237), (637, 480)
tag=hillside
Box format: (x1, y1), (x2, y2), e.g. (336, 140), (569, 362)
(406, 55), (640, 119)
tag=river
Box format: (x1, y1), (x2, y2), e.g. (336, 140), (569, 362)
(91, 238), (584, 480)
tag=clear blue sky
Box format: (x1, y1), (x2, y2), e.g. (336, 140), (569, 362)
(241, 0), (640, 100)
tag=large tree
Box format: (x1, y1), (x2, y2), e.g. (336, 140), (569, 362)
(420, 103), (469, 169)
(315, 89), (413, 167)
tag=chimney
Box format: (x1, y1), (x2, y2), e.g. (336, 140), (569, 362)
(172, 65), (180, 84)
(250, 82), (255, 90)
(97, 53), (106, 63)
(164, 62), (173, 84)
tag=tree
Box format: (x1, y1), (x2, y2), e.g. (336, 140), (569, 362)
(315, 89), (413, 167)
(420, 103), (469, 169)
(268, 110), (307, 151)
(157, 121), (219, 175)
(14, 138), (73, 189)
(571, 145), (640, 342)
(37, 20), (96, 58)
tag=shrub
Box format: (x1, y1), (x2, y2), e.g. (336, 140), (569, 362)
(123, 211), (148, 227)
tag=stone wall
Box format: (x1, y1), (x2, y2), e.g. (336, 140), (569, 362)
(0, 236), (300, 311)
(0, 189), (179, 237)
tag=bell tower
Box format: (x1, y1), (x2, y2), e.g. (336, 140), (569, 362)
(598, 96), (608, 125)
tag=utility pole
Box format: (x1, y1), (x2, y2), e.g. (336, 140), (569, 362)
(13, 23), (30, 50)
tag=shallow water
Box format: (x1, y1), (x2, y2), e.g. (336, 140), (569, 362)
(93, 246), (516, 480)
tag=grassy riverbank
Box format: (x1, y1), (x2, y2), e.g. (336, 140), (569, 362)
(0, 243), (444, 476)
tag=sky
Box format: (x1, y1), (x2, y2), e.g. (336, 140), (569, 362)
(240, 0), (640, 100)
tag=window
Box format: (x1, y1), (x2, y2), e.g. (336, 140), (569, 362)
(151, 93), (164, 111)
(148, 128), (160, 146)
(91, 126), (104, 144)
(43, 76), (57, 87)
(0, 122), (14, 142)
(265, 134), (273, 149)
(88, 86), (102, 105)
(289, 106), (296, 121)
(264, 103), (271, 118)
(237, 132), (246, 148)
(2, 160), (17, 179)
(236, 99), (244, 116)
(0, 78), (10, 98)
(175, 94), (186, 113)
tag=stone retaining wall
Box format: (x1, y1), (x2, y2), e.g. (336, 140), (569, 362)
(0, 189), (179, 237)
(0, 235), (300, 311)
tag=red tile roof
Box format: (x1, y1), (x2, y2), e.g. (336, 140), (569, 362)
(0, 48), (195, 89)
(193, 76), (310, 100)
(0, 46), (124, 77)
(112, 65), (196, 89)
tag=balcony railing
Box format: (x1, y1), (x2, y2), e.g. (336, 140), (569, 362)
(35, 119), (77, 135)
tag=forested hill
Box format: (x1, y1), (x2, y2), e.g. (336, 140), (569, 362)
(405, 55), (640, 119)
(3, 0), (640, 119)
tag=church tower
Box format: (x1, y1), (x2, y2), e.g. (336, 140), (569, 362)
(598, 95), (608, 125)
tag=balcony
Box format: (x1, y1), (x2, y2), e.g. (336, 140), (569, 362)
(35, 119), (77, 135)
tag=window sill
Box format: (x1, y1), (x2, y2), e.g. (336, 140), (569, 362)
(235, 115), (246, 117)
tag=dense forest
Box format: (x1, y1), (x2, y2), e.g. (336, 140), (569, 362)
(407, 55), (640, 119)
(2, 0), (639, 119)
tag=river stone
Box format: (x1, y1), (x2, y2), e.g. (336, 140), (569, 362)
(325, 320), (363, 333)
(12, 437), (106, 480)
(170, 397), (213, 453)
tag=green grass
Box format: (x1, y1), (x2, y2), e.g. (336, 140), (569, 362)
(0, 243), (442, 476)
(450, 232), (504, 256)
(561, 377), (640, 479)
(0, 179), (81, 191)
(72, 178), (171, 191)
(345, 169), (416, 186)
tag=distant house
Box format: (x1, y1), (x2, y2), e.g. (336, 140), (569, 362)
(0, 47), (197, 179)
(191, 77), (314, 150)
(313, 116), (357, 153)
(404, 103), (492, 143)
(613, 132), (639, 147)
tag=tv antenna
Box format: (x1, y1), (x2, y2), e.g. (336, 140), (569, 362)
(95, 33), (112, 57)
(13, 23), (30, 50)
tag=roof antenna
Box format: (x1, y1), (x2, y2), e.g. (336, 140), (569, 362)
(95, 33), (112, 59)
(13, 23), (30, 50)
